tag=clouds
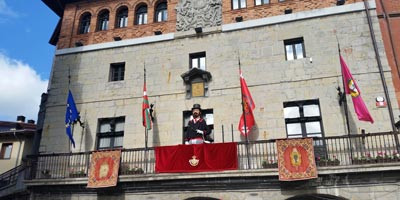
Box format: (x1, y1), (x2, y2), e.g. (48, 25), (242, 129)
(0, 0), (18, 23)
(0, 53), (48, 122)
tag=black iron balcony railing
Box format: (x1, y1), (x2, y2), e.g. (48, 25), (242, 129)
(25, 132), (400, 180)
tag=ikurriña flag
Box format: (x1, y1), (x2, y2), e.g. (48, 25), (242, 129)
(238, 70), (256, 135)
(340, 55), (374, 123)
(142, 81), (152, 130)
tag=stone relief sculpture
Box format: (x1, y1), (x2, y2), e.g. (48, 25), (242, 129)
(176, 0), (222, 31)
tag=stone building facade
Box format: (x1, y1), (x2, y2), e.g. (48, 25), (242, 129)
(25, 0), (400, 199)
(40, 0), (399, 153)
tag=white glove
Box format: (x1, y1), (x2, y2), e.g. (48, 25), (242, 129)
(185, 141), (189, 145)
(196, 129), (204, 135)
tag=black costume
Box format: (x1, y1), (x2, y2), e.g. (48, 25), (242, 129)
(185, 118), (211, 142)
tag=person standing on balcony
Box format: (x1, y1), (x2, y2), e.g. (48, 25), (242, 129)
(185, 104), (211, 145)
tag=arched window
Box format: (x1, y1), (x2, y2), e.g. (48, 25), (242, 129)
(116, 7), (128, 28)
(78, 12), (91, 34)
(135, 5), (148, 25)
(155, 2), (167, 22)
(97, 10), (109, 31)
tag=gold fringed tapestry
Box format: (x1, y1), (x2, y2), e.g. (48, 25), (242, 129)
(277, 138), (318, 181)
(87, 150), (121, 188)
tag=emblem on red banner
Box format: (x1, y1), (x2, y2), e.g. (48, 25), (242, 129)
(189, 155), (199, 167)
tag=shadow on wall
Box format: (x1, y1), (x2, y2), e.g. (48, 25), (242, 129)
(240, 123), (259, 142)
(286, 193), (349, 200)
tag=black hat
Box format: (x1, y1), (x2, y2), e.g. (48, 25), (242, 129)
(191, 104), (202, 111)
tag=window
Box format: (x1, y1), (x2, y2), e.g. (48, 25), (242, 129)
(182, 109), (214, 144)
(0, 143), (12, 159)
(155, 2), (167, 22)
(284, 37), (305, 60)
(190, 52), (206, 70)
(78, 13), (91, 34)
(136, 5), (148, 25)
(232, 0), (246, 10)
(97, 117), (125, 150)
(283, 99), (323, 139)
(255, 0), (269, 6)
(109, 62), (125, 82)
(116, 7), (128, 28)
(97, 10), (109, 31)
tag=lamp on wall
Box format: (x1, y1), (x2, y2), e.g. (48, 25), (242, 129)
(395, 116), (400, 130)
(195, 27), (203, 34)
(154, 31), (162, 35)
(113, 36), (122, 41)
(235, 16), (243, 22)
(75, 41), (83, 47)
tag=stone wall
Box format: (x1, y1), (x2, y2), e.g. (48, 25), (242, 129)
(40, 4), (400, 153)
(27, 169), (400, 200)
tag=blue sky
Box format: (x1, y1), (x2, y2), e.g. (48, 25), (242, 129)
(0, 0), (58, 122)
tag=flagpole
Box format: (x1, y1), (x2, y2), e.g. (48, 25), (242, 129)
(238, 56), (251, 169)
(337, 42), (354, 162)
(144, 63), (148, 151)
(68, 66), (71, 153)
(144, 63), (149, 173)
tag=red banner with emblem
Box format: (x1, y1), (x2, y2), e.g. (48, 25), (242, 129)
(277, 138), (318, 181)
(155, 143), (238, 173)
(87, 150), (121, 188)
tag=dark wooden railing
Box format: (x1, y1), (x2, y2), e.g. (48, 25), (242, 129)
(25, 132), (400, 180)
(0, 165), (25, 189)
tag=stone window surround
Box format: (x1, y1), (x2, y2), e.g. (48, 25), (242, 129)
(0, 143), (13, 159)
(97, 116), (125, 150)
(283, 99), (324, 139)
(109, 62), (125, 82)
(284, 37), (305, 61)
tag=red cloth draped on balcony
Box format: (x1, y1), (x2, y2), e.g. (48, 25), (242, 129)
(155, 142), (238, 173)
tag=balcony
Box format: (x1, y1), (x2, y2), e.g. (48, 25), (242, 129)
(24, 132), (400, 184)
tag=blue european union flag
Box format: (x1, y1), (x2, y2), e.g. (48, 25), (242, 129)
(65, 90), (79, 148)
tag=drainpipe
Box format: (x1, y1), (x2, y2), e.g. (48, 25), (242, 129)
(363, 0), (396, 131)
(379, 0), (400, 79)
(363, 0), (399, 152)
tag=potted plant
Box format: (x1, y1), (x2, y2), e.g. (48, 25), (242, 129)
(41, 169), (51, 179)
(327, 156), (340, 166)
(69, 168), (87, 178)
(262, 160), (278, 168)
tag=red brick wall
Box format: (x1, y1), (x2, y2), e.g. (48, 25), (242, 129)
(57, 0), (178, 49)
(376, 0), (400, 107)
(221, 0), (364, 24)
(57, 0), (366, 49)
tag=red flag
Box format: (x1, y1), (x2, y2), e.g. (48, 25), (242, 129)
(238, 70), (256, 135)
(340, 55), (374, 123)
(142, 81), (152, 130)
